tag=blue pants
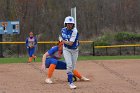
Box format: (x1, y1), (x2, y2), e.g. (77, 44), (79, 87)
(27, 47), (35, 57)
(45, 58), (66, 70)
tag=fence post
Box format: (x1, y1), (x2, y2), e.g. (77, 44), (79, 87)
(92, 42), (95, 56)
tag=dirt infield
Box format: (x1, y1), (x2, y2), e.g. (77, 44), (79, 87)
(0, 60), (140, 93)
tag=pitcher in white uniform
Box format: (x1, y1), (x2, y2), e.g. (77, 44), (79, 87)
(60, 16), (89, 89)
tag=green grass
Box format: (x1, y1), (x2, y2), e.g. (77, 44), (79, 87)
(0, 57), (41, 64)
(0, 55), (140, 64)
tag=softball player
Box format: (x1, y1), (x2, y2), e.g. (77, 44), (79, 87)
(41, 41), (88, 84)
(60, 16), (89, 89)
(41, 41), (66, 83)
(26, 32), (37, 63)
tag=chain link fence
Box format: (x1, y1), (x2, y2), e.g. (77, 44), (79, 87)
(1, 42), (140, 57)
(94, 44), (140, 56)
(0, 41), (94, 58)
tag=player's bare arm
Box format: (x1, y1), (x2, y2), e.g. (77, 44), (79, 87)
(41, 52), (49, 70)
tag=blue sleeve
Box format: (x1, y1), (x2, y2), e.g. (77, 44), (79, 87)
(25, 38), (28, 47)
(61, 28), (65, 40)
(48, 46), (58, 56)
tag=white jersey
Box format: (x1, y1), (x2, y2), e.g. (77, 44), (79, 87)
(28, 38), (35, 47)
(26, 37), (37, 47)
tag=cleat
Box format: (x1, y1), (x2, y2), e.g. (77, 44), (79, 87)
(80, 76), (90, 81)
(45, 78), (53, 84)
(69, 83), (77, 89)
